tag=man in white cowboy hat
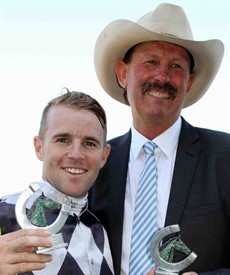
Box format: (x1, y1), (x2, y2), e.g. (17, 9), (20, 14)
(90, 3), (230, 275)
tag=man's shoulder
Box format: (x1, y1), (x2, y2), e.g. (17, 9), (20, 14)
(196, 126), (230, 146)
(182, 118), (230, 144)
(0, 192), (21, 205)
(0, 193), (21, 234)
(108, 130), (130, 141)
(108, 130), (131, 147)
(179, 120), (230, 160)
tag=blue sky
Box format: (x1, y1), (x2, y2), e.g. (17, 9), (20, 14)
(1, 0), (229, 195)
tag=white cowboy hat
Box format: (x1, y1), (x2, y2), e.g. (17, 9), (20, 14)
(94, 3), (224, 108)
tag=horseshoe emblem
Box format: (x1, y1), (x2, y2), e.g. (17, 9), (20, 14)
(150, 224), (197, 274)
(15, 182), (71, 253)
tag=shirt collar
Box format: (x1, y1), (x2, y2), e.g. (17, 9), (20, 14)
(131, 116), (182, 158)
(38, 180), (88, 217)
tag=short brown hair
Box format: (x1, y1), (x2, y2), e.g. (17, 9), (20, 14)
(38, 88), (107, 145)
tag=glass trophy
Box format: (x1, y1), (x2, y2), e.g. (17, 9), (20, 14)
(150, 224), (197, 275)
(15, 182), (71, 254)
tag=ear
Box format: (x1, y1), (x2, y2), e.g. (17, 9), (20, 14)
(34, 136), (43, 161)
(114, 61), (128, 89)
(100, 144), (111, 169)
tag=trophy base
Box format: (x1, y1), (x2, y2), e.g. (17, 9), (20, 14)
(156, 269), (178, 275)
(36, 243), (68, 254)
(36, 233), (68, 254)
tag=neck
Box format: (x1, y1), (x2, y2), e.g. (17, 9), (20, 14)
(41, 181), (88, 217)
(133, 116), (179, 140)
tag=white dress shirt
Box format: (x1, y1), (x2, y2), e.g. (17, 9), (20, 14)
(121, 117), (182, 275)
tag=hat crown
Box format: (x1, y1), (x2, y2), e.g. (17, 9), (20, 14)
(137, 3), (193, 40)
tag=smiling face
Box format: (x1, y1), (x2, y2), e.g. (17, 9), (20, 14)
(115, 41), (195, 137)
(34, 105), (110, 198)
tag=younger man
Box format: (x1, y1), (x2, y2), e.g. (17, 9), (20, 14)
(0, 90), (113, 275)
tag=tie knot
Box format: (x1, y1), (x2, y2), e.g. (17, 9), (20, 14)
(143, 141), (156, 155)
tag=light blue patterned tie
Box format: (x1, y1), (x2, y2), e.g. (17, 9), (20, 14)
(129, 141), (158, 275)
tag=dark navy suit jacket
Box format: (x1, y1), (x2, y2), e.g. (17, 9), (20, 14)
(90, 117), (230, 275)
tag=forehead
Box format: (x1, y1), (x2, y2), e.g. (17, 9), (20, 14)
(46, 105), (104, 135)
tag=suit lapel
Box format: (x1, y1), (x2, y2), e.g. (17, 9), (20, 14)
(165, 118), (201, 226)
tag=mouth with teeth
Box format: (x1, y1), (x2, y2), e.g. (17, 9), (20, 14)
(142, 82), (177, 100)
(63, 167), (86, 175)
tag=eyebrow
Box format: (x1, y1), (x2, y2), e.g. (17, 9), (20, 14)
(51, 132), (70, 140)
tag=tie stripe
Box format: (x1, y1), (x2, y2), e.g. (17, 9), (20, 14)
(129, 141), (158, 274)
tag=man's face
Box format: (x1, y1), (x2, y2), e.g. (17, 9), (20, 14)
(34, 105), (110, 198)
(115, 41), (195, 128)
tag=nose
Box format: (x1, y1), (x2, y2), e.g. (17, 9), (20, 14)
(67, 142), (84, 160)
(154, 64), (170, 83)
